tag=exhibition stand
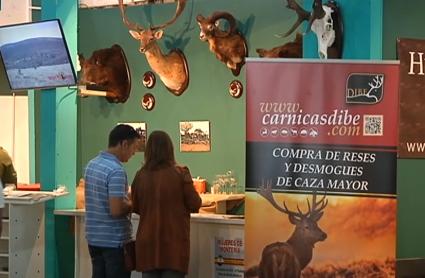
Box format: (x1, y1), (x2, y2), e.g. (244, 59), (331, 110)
(54, 209), (244, 278)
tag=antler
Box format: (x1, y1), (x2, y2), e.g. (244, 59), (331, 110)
(277, 0), (326, 38)
(258, 180), (305, 219)
(306, 191), (328, 220)
(151, 0), (187, 31)
(118, 0), (143, 31)
(118, 0), (186, 32)
(306, 0), (325, 33)
(277, 0), (310, 38)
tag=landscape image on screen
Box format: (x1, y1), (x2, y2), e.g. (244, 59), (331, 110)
(0, 19), (76, 90)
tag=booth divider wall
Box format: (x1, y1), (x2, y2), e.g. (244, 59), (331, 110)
(382, 0), (425, 260)
(78, 0), (378, 204)
(17, 0), (425, 276)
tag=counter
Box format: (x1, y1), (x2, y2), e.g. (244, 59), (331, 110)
(1, 191), (67, 278)
(5, 190), (67, 205)
(54, 209), (245, 278)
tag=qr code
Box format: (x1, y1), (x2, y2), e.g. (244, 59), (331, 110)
(363, 115), (383, 136)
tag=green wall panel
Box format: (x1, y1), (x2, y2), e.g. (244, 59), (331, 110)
(397, 159), (425, 258)
(24, 0), (384, 276)
(78, 0), (378, 194)
(383, 0), (425, 60)
(25, 0), (425, 273)
(383, 0), (425, 259)
(78, 0), (300, 191)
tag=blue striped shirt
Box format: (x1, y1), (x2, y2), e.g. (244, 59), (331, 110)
(84, 151), (131, 247)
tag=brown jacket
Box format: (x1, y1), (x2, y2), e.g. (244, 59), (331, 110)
(131, 165), (202, 274)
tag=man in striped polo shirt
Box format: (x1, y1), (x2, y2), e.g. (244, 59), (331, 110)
(84, 124), (140, 278)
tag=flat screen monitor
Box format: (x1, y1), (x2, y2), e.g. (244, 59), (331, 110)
(0, 19), (77, 91)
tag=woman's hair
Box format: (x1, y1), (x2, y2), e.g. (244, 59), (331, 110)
(143, 130), (175, 171)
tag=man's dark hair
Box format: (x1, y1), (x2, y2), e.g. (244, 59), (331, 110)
(143, 130), (175, 171)
(108, 124), (140, 147)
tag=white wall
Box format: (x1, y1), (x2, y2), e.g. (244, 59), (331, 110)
(0, 0), (31, 26)
(0, 0), (31, 184)
(0, 95), (29, 183)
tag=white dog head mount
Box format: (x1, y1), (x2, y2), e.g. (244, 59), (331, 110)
(280, 0), (343, 59)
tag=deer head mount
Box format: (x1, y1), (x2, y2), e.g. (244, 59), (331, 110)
(246, 180), (328, 277)
(78, 44), (131, 103)
(280, 0), (343, 59)
(118, 0), (189, 96)
(196, 11), (248, 76)
(256, 33), (303, 58)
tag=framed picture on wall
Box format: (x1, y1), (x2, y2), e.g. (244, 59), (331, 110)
(179, 121), (211, 152)
(119, 122), (147, 152)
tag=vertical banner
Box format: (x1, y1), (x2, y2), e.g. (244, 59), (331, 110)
(397, 38), (425, 158)
(245, 60), (398, 277)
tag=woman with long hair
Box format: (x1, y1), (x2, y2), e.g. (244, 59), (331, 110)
(131, 130), (202, 278)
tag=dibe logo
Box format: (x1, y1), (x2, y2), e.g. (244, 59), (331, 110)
(346, 73), (385, 104)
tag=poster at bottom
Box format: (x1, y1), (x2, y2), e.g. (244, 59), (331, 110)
(214, 236), (244, 278)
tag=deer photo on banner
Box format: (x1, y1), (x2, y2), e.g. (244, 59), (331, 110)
(244, 58), (399, 277)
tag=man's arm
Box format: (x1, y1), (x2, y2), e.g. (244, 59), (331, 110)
(108, 169), (132, 217)
(109, 195), (132, 218)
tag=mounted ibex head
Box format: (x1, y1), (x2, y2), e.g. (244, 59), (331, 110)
(196, 11), (248, 76)
(280, 0), (343, 59)
(118, 0), (189, 96)
(246, 180), (328, 277)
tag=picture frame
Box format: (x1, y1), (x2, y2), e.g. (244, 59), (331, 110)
(179, 121), (211, 152)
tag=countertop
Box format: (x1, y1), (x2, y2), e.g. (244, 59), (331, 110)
(54, 209), (245, 225)
(4, 190), (68, 205)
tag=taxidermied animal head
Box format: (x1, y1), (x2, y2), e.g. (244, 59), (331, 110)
(118, 0), (189, 96)
(196, 11), (248, 76)
(78, 44), (131, 103)
(280, 0), (343, 59)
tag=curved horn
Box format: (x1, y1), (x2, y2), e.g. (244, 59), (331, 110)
(118, 0), (143, 31)
(151, 0), (187, 31)
(196, 14), (205, 22)
(209, 11), (237, 37)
